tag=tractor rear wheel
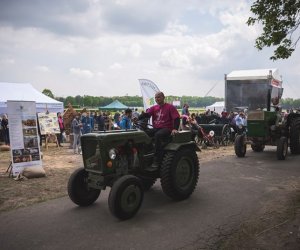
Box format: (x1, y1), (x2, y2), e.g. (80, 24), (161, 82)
(277, 136), (288, 160)
(234, 135), (246, 157)
(160, 148), (199, 201)
(108, 175), (144, 220)
(68, 167), (100, 206)
(290, 117), (300, 154)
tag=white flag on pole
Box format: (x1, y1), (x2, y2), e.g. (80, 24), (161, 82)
(139, 79), (160, 110)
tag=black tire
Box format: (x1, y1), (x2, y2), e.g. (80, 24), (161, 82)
(251, 143), (265, 152)
(108, 175), (144, 220)
(290, 117), (300, 154)
(277, 136), (288, 160)
(234, 135), (246, 157)
(221, 124), (231, 146)
(68, 167), (100, 206)
(160, 148), (199, 201)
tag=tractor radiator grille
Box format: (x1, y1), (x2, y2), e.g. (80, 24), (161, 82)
(82, 140), (103, 171)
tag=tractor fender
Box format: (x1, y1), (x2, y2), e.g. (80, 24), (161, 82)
(164, 141), (200, 152)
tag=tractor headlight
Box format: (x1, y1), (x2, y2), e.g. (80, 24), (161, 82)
(209, 130), (215, 137)
(109, 148), (117, 160)
(238, 124), (243, 129)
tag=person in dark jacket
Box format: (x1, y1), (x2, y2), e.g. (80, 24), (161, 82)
(57, 112), (64, 147)
(1, 114), (10, 145)
(97, 111), (106, 131)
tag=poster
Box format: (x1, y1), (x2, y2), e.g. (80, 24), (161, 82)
(37, 112), (60, 135)
(7, 101), (42, 176)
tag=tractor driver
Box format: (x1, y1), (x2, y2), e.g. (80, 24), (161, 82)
(138, 91), (180, 170)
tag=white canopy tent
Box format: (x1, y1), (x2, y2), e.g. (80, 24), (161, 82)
(0, 82), (64, 114)
(205, 101), (225, 114)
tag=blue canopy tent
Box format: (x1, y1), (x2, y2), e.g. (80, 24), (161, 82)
(99, 100), (128, 110)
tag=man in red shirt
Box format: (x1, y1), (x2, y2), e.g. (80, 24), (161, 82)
(139, 91), (180, 170)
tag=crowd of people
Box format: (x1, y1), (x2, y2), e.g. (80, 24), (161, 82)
(1, 99), (299, 158)
(70, 109), (142, 154)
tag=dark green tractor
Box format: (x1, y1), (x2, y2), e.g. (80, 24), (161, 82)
(68, 123), (200, 220)
(225, 68), (300, 160)
(234, 110), (300, 160)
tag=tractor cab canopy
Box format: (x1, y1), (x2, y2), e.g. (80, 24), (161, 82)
(225, 68), (283, 112)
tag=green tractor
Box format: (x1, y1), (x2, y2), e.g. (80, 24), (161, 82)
(68, 122), (200, 220)
(225, 68), (300, 160)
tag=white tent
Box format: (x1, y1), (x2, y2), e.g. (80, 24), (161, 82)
(206, 101), (225, 114)
(0, 82), (64, 114)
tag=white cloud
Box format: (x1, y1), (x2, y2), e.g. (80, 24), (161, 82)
(109, 63), (123, 70)
(69, 68), (94, 78)
(0, 58), (15, 64)
(35, 65), (50, 72)
(159, 48), (190, 69)
(0, 0), (299, 99)
(166, 21), (190, 36)
(116, 43), (141, 57)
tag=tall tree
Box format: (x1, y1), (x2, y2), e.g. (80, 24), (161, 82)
(42, 88), (55, 98)
(247, 0), (300, 60)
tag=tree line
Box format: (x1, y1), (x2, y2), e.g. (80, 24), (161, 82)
(42, 88), (300, 110)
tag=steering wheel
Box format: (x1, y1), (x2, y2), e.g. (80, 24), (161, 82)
(133, 119), (153, 131)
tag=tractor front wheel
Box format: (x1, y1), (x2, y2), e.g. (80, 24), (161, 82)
(68, 167), (100, 206)
(277, 136), (288, 160)
(234, 135), (246, 157)
(108, 175), (144, 220)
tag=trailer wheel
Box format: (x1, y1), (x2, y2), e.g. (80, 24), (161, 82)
(290, 117), (300, 154)
(277, 136), (288, 160)
(221, 124), (231, 146)
(234, 135), (246, 157)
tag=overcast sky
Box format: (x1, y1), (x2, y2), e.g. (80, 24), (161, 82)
(0, 0), (299, 99)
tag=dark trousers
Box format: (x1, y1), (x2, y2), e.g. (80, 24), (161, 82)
(57, 129), (64, 145)
(153, 128), (171, 160)
(3, 129), (10, 145)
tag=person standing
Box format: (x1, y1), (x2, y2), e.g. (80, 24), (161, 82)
(81, 112), (92, 134)
(1, 114), (10, 145)
(57, 112), (64, 147)
(132, 108), (140, 119)
(138, 91), (180, 170)
(72, 114), (82, 154)
(120, 109), (133, 129)
(181, 103), (190, 116)
(97, 111), (106, 131)
(114, 111), (120, 124)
